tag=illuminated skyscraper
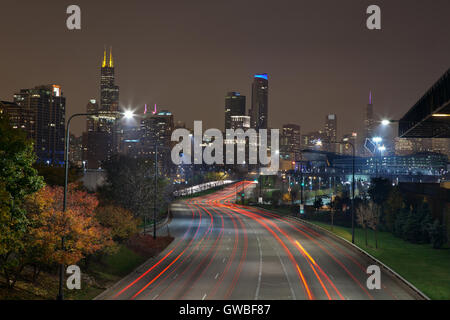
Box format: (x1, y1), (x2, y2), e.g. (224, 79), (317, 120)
(85, 48), (121, 168)
(249, 73), (269, 130)
(365, 91), (375, 139)
(140, 110), (175, 174)
(225, 92), (246, 130)
(361, 91), (376, 156)
(325, 114), (337, 152)
(100, 47), (119, 113)
(280, 124), (301, 161)
(341, 132), (358, 155)
(11, 85), (66, 165)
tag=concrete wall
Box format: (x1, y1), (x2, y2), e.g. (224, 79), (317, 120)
(81, 169), (106, 191)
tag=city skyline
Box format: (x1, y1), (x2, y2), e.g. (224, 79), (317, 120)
(0, 1), (449, 138)
(0, 0), (449, 305)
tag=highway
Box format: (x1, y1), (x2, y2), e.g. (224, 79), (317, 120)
(97, 181), (420, 300)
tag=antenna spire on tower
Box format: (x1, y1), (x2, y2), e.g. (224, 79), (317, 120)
(102, 46), (107, 68)
(109, 46), (114, 68)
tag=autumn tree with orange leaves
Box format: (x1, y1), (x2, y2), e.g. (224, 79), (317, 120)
(1, 184), (116, 285)
(26, 184), (115, 268)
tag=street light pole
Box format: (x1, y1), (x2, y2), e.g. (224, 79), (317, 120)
(299, 155), (304, 205)
(60, 112), (102, 300)
(154, 144), (158, 239)
(59, 111), (133, 300)
(319, 140), (356, 244)
(350, 143), (355, 244)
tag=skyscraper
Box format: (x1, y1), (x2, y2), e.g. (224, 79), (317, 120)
(140, 110), (175, 175)
(365, 91), (375, 139)
(85, 48), (121, 168)
(361, 91), (376, 156)
(324, 114), (337, 152)
(249, 74), (269, 130)
(341, 132), (357, 155)
(11, 85), (66, 165)
(280, 124), (301, 161)
(302, 130), (326, 150)
(225, 92), (246, 130)
(86, 99), (99, 132)
(100, 47), (119, 113)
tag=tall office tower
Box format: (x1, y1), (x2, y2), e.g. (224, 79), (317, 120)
(140, 110), (175, 175)
(280, 124), (301, 161)
(100, 47), (119, 113)
(324, 114), (337, 152)
(86, 99), (99, 132)
(361, 91), (376, 156)
(249, 74), (269, 130)
(69, 134), (84, 167)
(225, 92), (246, 130)
(302, 130), (326, 150)
(85, 48), (121, 168)
(225, 115), (252, 169)
(85, 99), (112, 169)
(340, 132), (358, 155)
(365, 91), (375, 139)
(11, 85), (65, 165)
(100, 47), (120, 154)
(230, 115), (251, 130)
(0, 100), (31, 131)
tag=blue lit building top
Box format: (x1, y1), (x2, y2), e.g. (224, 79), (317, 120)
(254, 73), (268, 80)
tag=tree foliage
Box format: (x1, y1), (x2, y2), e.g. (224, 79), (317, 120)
(368, 177), (392, 206)
(99, 155), (172, 219)
(25, 184), (115, 266)
(0, 117), (44, 287)
(33, 164), (81, 187)
(96, 205), (139, 242)
(313, 197), (323, 210)
(384, 187), (404, 232)
(428, 220), (447, 249)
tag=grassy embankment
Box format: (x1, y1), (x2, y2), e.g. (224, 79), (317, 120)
(306, 221), (450, 300)
(250, 204), (449, 300)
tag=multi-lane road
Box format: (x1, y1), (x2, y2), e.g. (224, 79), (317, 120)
(97, 181), (420, 300)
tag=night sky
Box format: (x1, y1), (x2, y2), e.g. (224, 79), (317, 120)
(1, 0), (449, 139)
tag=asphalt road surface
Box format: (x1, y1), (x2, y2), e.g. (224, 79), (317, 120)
(97, 182), (420, 300)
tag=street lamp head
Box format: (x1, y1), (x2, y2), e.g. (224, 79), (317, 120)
(378, 145), (386, 152)
(381, 119), (391, 126)
(372, 137), (382, 143)
(123, 110), (135, 119)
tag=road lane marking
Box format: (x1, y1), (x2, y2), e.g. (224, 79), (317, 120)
(254, 236), (263, 300)
(222, 258), (226, 263)
(202, 293), (207, 300)
(215, 273), (220, 279)
(173, 274), (178, 279)
(275, 244), (296, 300)
(152, 294), (159, 300)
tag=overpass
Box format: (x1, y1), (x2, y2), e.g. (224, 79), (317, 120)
(399, 68), (450, 138)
